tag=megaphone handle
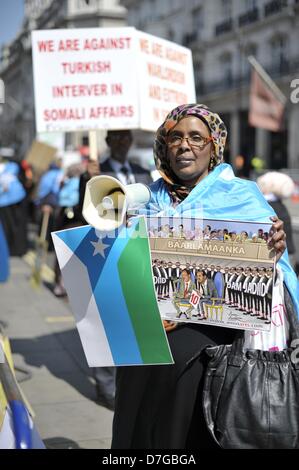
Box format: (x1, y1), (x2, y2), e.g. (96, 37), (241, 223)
(108, 188), (124, 196)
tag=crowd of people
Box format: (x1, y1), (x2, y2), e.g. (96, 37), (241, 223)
(148, 223), (270, 243)
(0, 150), (32, 257)
(0, 149), (85, 257)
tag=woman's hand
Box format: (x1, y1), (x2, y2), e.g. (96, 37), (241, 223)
(268, 216), (286, 262)
(125, 213), (133, 228)
(163, 320), (178, 332)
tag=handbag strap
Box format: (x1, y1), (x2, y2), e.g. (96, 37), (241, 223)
(228, 283), (299, 366)
(228, 330), (245, 366)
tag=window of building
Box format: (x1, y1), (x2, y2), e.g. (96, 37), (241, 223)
(173, 0), (182, 11)
(144, 0), (158, 23)
(76, 0), (97, 9)
(245, 0), (258, 10)
(242, 43), (257, 79)
(192, 7), (204, 38)
(221, 0), (232, 19)
(194, 61), (204, 95)
(25, 0), (52, 19)
(168, 28), (175, 41)
(220, 53), (233, 84)
(270, 34), (289, 74)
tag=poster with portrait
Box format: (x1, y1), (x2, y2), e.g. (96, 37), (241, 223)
(146, 217), (276, 332)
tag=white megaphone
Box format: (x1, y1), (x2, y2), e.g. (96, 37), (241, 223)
(82, 175), (151, 231)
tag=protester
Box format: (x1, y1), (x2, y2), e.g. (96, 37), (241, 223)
(35, 158), (64, 250)
(53, 162), (84, 297)
(257, 171), (296, 268)
(78, 129), (152, 411)
(19, 159), (36, 222)
(111, 103), (298, 449)
(79, 130), (152, 215)
(0, 152), (27, 256)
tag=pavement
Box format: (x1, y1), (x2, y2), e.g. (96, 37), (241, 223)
(0, 256), (113, 449)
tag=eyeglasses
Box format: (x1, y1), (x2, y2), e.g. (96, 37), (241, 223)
(166, 134), (213, 149)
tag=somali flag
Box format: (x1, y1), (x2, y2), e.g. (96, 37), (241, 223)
(52, 216), (173, 367)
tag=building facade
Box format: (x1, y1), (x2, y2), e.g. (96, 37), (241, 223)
(0, 0), (127, 158)
(121, 0), (299, 172)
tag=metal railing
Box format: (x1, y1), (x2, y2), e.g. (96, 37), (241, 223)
(211, 0), (295, 38)
(182, 32), (198, 47)
(215, 18), (233, 36)
(238, 7), (259, 27)
(264, 0), (289, 17)
(197, 58), (299, 96)
(198, 74), (250, 96)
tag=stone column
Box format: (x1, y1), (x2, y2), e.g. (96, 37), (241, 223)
(230, 110), (240, 167)
(255, 128), (270, 168)
(288, 105), (299, 169)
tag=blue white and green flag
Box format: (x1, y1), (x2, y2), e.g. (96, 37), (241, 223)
(52, 217), (173, 367)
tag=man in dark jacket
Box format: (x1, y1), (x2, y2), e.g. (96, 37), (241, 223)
(78, 129), (152, 410)
(196, 270), (218, 319)
(79, 130), (152, 216)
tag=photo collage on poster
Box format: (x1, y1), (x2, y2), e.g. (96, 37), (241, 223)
(146, 217), (276, 332)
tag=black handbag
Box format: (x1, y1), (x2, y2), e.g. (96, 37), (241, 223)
(203, 285), (299, 449)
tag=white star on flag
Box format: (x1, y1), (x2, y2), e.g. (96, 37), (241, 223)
(90, 238), (110, 258)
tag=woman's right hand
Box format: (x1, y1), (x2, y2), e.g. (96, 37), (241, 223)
(125, 214), (134, 228)
(163, 320), (178, 332)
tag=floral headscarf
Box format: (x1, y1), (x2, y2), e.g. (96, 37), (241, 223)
(153, 104), (227, 201)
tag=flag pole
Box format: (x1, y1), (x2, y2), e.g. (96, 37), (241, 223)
(247, 55), (287, 105)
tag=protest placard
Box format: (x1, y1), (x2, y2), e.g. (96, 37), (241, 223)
(147, 217), (276, 332)
(25, 140), (57, 175)
(31, 27), (195, 133)
(137, 31), (195, 130)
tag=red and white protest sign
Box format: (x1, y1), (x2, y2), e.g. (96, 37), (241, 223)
(31, 27), (195, 133)
(137, 31), (195, 130)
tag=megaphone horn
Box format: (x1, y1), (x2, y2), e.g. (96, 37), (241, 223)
(82, 175), (151, 231)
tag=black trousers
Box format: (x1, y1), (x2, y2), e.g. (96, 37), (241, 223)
(112, 324), (236, 449)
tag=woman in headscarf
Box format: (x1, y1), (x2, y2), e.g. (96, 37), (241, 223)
(111, 104), (299, 449)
